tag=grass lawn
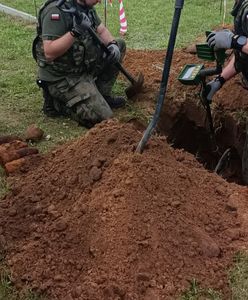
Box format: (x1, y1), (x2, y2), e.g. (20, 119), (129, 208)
(0, 1), (246, 299)
(1, 0), (233, 49)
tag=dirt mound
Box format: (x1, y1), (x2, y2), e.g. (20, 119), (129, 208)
(0, 120), (247, 299)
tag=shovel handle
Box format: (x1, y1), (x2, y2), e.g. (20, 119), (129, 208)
(88, 27), (137, 85)
(56, 0), (137, 85)
(115, 62), (136, 85)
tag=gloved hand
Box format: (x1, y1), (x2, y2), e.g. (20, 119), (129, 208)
(106, 41), (121, 64)
(203, 75), (226, 102)
(71, 13), (91, 37)
(207, 30), (234, 50)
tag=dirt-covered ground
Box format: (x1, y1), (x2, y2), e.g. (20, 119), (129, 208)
(0, 48), (248, 300)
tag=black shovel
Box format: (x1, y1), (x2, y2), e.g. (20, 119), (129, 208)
(136, 0), (185, 153)
(86, 26), (144, 98)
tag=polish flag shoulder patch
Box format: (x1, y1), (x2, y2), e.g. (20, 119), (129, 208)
(51, 13), (60, 20)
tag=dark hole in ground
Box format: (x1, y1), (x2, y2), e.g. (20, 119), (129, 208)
(158, 103), (246, 185)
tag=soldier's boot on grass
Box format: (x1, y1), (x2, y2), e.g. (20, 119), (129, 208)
(42, 90), (62, 118)
(37, 79), (61, 117)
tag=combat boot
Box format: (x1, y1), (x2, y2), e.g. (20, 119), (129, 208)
(37, 79), (61, 117)
(42, 100), (61, 117)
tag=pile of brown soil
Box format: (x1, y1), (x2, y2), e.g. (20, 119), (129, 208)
(0, 120), (247, 300)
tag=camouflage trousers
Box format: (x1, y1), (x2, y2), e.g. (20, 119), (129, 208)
(47, 39), (126, 128)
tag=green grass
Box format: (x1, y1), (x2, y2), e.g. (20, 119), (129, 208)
(179, 252), (248, 300)
(0, 0), (43, 16)
(0, 167), (9, 198)
(0, 0), (233, 49)
(181, 279), (221, 300)
(229, 252), (248, 300)
(0, 266), (45, 300)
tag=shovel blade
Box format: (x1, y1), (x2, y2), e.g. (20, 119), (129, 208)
(125, 72), (144, 99)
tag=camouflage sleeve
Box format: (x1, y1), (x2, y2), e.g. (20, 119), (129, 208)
(41, 6), (69, 40)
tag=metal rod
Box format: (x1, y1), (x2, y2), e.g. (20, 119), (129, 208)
(136, 0), (184, 153)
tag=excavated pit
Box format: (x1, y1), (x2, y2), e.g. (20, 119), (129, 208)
(159, 100), (246, 184)
(123, 49), (248, 185)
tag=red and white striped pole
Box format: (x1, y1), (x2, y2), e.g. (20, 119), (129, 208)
(119, 0), (127, 35)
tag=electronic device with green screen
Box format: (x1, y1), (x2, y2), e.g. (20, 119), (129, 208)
(178, 63), (204, 85)
(178, 42), (227, 86)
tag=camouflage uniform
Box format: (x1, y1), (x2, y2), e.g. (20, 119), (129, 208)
(34, 0), (126, 127)
(232, 0), (248, 183)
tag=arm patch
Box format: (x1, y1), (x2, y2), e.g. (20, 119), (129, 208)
(51, 13), (60, 20)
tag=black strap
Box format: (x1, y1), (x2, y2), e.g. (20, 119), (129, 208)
(32, 35), (40, 61)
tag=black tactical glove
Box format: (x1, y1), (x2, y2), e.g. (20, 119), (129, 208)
(106, 41), (121, 64)
(204, 75), (226, 102)
(71, 13), (91, 37)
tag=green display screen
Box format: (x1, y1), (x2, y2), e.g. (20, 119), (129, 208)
(178, 64), (204, 85)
